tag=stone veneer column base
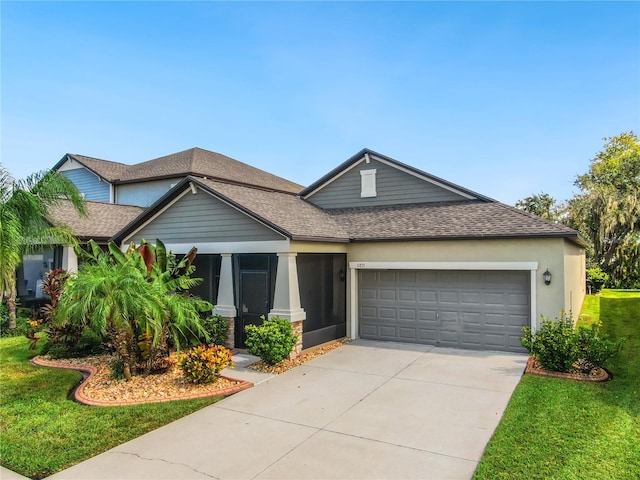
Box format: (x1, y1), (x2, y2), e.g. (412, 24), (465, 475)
(225, 317), (235, 349)
(289, 320), (303, 359)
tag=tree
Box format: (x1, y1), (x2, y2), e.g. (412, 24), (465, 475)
(566, 132), (640, 287)
(0, 164), (86, 328)
(54, 240), (212, 380)
(515, 192), (562, 222)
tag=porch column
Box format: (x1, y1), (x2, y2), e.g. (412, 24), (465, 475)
(213, 254), (237, 349)
(61, 246), (78, 273)
(269, 252), (306, 357)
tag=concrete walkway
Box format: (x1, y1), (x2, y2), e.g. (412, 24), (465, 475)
(47, 340), (527, 480)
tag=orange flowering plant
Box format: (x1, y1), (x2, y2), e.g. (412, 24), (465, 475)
(178, 344), (234, 384)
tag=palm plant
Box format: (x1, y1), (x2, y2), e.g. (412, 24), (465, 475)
(0, 164), (86, 328)
(55, 240), (212, 380)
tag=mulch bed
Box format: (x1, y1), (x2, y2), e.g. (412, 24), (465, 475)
(30, 338), (352, 406)
(525, 357), (611, 382)
(31, 354), (252, 406)
(247, 338), (351, 374)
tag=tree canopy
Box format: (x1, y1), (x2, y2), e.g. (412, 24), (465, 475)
(515, 192), (562, 222)
(567, 132), (639, 287)
(516, 132), (639, 288)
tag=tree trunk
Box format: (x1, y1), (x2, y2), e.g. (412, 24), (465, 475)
(7, 287), (17, 329)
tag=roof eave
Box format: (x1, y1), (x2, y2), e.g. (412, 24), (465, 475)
(348, 232), (586, 244)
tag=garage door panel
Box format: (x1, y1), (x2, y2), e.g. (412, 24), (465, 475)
(417, 271), (438, 283)
(398, 327), (417, 340)
(399, 289), (417, 301)
(379, 289), (396, 301)
(361, 288), (377, 300)
(461, 291), (483, 305)
(398, 271), (418, 283)
(378, 325), (398, 339)
(439, 291), (459, 304)
(419, 309), (438, 321)
(359, 269), (529, 353)
(361, 306), (377, 318)
(379, 271), (398, 283)
(418, 328), (438, 341)
(379, 307), (397, 319)
(419, 290), (437, 302)
(509, 293), (529, 306)
(398, 309), (417, 320)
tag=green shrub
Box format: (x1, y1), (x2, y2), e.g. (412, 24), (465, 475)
(0, 305), (30, 338)
(245, 316), (298, 365)
(522, 314), (579, 372)
(586, 267), (609, 293)
(199, 314), (229, 346)
(178, 344), (233, 384)
(575, 323), (620, 372)
(522, 313), (619, 373)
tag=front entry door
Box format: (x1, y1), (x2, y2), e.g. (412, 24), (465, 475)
(237, 271), (269, 348)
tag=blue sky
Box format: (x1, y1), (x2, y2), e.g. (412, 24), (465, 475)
(2, 1), (638, 204)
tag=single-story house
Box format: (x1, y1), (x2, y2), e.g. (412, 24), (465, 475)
(32, 147), (586, 354)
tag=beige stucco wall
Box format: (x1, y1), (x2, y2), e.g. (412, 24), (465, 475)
(344, 237), (584, 334)
(563, 240), (587, 320)
(290, 241), (349, 254)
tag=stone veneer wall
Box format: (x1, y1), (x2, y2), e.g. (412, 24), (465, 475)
(290, 320), (303, 358)
(225, 317), (235, 350)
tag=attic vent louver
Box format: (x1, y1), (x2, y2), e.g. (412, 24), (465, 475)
(360, 169), (377, 198)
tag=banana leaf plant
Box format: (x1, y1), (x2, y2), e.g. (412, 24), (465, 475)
(59, 239), (212, 378)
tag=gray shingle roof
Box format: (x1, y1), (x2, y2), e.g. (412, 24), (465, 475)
(63, 148), (304, 194)
(119, 148), (304, 194)
(327, 201), (583, 242)
(66, 154), (129, 182)
(48, 201), (145, 241)
(194, 178), (350, 241)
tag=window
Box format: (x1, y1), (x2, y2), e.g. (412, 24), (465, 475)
(360, 169), (377, 198)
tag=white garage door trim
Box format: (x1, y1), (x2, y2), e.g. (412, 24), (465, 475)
(348, 261), (539, 341)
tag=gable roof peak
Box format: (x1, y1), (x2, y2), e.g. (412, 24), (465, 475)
(300, 148), (495, 202)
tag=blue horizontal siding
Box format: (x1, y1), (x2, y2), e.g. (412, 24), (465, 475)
(61, 168), (110, 202)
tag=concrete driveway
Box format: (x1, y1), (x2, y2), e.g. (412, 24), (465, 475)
(47, 340), (527, 480)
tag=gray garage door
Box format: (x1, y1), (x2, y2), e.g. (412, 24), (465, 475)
(359, 270), (529, 352)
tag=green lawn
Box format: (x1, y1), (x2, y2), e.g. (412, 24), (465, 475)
(0, 337), (222, 479)
(474, 290), (640, 480)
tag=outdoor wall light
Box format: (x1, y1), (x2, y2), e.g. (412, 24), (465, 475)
(543, 269), (552, 285)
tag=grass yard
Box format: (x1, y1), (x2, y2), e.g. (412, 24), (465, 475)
(0, 336), (223, 479)
(474, 290), (640, 480)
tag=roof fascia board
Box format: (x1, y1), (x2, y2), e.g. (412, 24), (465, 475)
(347, 233), (583, 244)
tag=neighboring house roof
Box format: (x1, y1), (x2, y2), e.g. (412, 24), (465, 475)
(300, 148), (495, 202)
(48, 201), (145, 242)
(327, 201), (587, 245)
